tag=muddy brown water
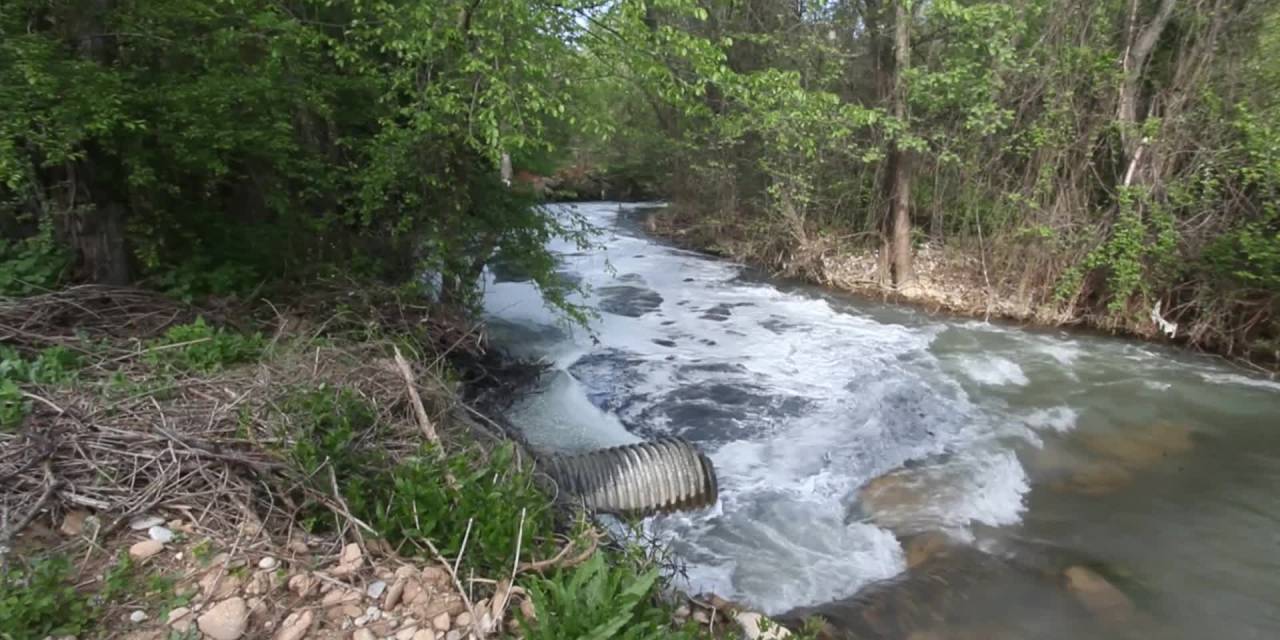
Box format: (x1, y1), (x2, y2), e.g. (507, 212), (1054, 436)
(482, 202), (1280, 640)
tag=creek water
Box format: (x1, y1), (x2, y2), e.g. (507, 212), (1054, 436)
(482, 202), (1280, 639)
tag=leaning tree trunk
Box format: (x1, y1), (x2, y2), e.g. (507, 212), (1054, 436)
(1117, 0), (1177, 166)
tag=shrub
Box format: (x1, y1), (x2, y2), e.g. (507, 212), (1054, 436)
(0, 224), (69, 297)
(277, 385), (557, 575)
(280, 387), (392, 532)
(0, 378), (23, 430)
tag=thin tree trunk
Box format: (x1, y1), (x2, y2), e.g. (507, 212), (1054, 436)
(887, 0), (914, 287)
(1118, 0), (1177, 161)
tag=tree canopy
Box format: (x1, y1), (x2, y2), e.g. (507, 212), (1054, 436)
(3, 0), (1279, 356)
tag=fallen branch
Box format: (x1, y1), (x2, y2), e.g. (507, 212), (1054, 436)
(0, 461), (59, 560)
(393, 346), (441, 447)
(516, 528), (600, 574)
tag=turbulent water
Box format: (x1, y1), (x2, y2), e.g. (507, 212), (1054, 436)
(483, 202), (1280, 638)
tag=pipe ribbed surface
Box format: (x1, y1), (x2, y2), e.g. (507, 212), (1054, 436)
(542, 438), (719, 517)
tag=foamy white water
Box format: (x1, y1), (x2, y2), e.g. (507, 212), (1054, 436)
(481, 202), (1280, 618)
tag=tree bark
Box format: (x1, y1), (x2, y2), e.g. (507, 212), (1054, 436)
(68, 201), (129, 286)
(66, 0), (132, 285)
(1118, 0), (1177, 161)
(887, 0), (914, 287)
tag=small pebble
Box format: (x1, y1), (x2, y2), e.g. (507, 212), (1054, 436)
(148, 526), (174, 543)
(366, 580), (387, 599)
(258, 556), (278, 570)
(454, 612), (472, 628)
(128, 539), (165, 561)
(129, 610), (148, 623)
(129, 515), (165, 530)
(431, 612), (450, 631)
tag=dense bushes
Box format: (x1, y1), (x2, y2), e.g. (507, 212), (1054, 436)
(0, 0), (592, 311)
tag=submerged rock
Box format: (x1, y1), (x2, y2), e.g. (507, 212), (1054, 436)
(1051, 461), (1134, 496)
(1081, 422), (1193, 470)
(777, 542), (1091, 640)
(1062, 565), (1134, 626)
(902, 532), (955, 569)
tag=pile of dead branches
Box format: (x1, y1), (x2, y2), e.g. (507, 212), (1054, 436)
(0, 284), (481, 562)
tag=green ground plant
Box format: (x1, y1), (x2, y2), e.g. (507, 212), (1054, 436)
(365, 442), (556, 577)
(517, 552), (698, 640)
(145, 318), (265, 373)
(0, 344), (84, 429)
(278, 385), (556, 576)
(0, 556), (94, 640)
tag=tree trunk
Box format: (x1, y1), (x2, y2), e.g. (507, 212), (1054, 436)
(66, 0), (132, 285)
(887, 0), (914, 287)
(68, 201), (130, 286)
(1118, 0), (1177, 162)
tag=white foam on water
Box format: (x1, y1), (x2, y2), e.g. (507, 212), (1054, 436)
(657, 495), (907, 615)
(1198, 372), (1280, 392)
(483, 203), (1030, 613)
(1024, 407), (1079, 433)
(1033, 340), (1083, 367)
(506, 370), (642, 453)
(854, 449), (1031, 540)
(957, 356), (1030, 386)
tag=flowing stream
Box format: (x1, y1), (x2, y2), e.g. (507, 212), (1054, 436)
(482, 202), (1280, 639)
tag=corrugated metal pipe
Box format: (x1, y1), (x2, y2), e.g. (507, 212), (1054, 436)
(540, 438), (719, 517)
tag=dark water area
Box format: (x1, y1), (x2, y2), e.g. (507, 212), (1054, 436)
(483, 202), (1280, 639)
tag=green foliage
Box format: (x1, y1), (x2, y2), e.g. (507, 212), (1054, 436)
(0, 378), (23, 430)
(1204, 210), (1280, 291)
(364, 443), (556, 577)
(0, 344), (83, 429)
(0, 556), (94, 640)
(145, 318), (264, 373)
(1, 0), (605, 319)
(517, 552), (697, 640)
(283, 387), (381, 479)
(1054, 188), (1181, 314)
(277, 385), (555, 575)
(280, 386), (389, 532)
(0, 222), (69, 296)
